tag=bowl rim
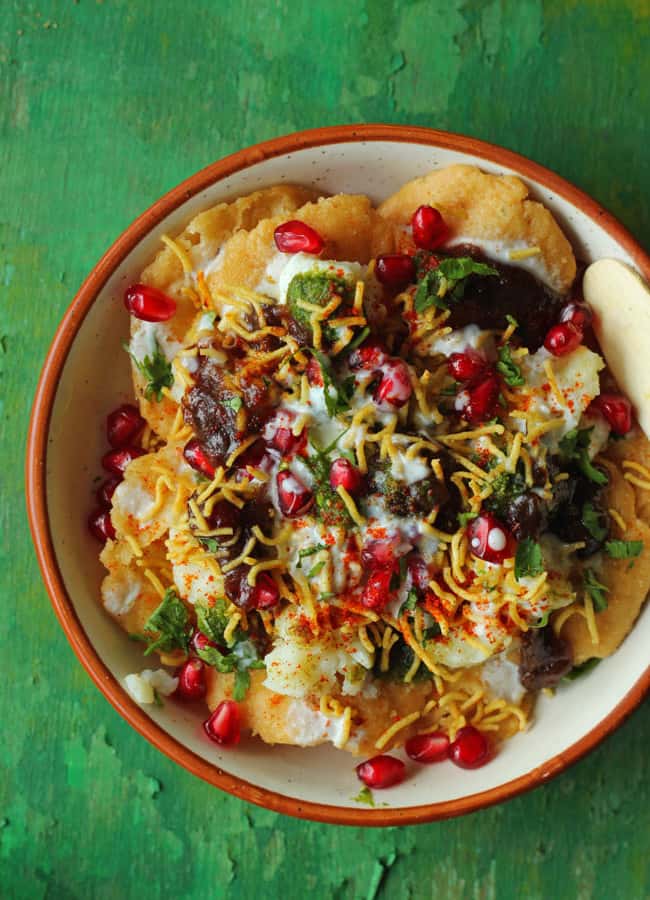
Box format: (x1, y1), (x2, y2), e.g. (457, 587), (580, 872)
(26, 123), (650, 826)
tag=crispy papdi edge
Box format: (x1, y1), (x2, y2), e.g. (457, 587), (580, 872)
(378, 164), (576, 294)
(560, 430), (650, 663)
(130, 184), (320, 438)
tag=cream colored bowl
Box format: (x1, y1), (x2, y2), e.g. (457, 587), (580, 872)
(27, 125), (650, 824)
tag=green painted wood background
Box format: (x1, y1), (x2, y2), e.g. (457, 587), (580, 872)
(2, 1), (650, 897)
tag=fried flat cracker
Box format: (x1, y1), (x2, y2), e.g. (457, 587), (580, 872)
(379, 164), (576, 294)
(208, 193), (394, 295)
(130, 185), (319, 438)
(560, 430), (650, 663)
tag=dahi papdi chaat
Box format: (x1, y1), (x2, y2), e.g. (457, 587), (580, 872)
(89, 167), (650, 791)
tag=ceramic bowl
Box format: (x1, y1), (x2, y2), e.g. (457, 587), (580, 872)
(27, 125), (650, 825)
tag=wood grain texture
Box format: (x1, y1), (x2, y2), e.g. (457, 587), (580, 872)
(2, 0), (650, 896)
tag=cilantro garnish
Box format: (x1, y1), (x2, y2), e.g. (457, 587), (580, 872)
(496, 344), (525, 387)
(222, 395), (243, 413)
(398, 588), (418, 618)
(558, 427), (608, 486)
(581, 502), (607, 542)
(528, 610), (551, 629)
(197, 639), (265, 701)
(484, 472), (526, 518)
(124, 338), (174, 402)
(312, 350), (355, 417)
(414, 257), (498, 313)
(604, 540), (643, 560)
(506, 314), (519, 329)
(458, 510), (479, 526)
(297, 544), (327, 568)
(143, 588), (191, 656)
(319, 592), (335, 601)
(196, 599), (230, 646)
(345, 326), (371, 354)
(422, 623), (442, 643)
(583, 567), (609, 612)
(307, 559), (326, 578)
(352, 786), (377, 807)
(514, 538), (544, 580)
(563, 658), (601, 681)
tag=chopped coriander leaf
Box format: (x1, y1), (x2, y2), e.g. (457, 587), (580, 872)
(307, 559), (326, 578)
(143, 588), (191, 656)
(581, 502), (607, 542)
(128, 633), (147, 642)
(124, 338), (174, 402)
(297, 543), (327, 568)
(345, 326), (371, 354)
(514, 538), (544, 580)
(605, 540), (643, 560)
(197, 636), (265, 701)
(583, 567), (609, 612)
(559, 427), (608, 486)
(152, 689), (164, 708)
(198, 536), (221, 553)
(422, 622), (442, 642)
(563, 658), (601, 681)
(352, 786), (376, 807)
(398, 589), (418, 617)
(505, 314), (518, 329)
(196, 598), (231, 645)
(312, 350), (354, 417)
(319, 592), (335, 601)
(529, 610), (550, 629)
(496, 344), (525, 387)
(414, 257), (498, 313)
(233, 669), (250, 702)
(484, 471), (526, 518)
(458, 510), (479, 526)
(222, 395), (243, 413)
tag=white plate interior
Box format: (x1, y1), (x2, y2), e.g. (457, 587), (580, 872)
(46, 139), (647, 810)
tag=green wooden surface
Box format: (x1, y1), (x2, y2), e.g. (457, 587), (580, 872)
(2, 1), (650, 897)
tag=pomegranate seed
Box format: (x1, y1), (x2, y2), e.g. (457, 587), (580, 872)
(361, 538), (399, 568)
(183, 439), (216, 479)
(251, 573), (280, 609)
(101, 445), (146, 476)
(407, 555), (430, 592)
(265, 412), (306, 457)
(375, 359), (413, 408)
(591, 393), (633, 435)
(348, 339), (388, 371)
(361, 566), (395, 611)
(176, 658), (207, 701)
(560, 301), (592, 331)
(375, 254), (416, 288)
(276, 470), (314, 517)
(464, 374), (500, 423)
(411, 205), (449, 250)
(96, 475), (121, 508)
(356, 755), (406, 789)
(203, 700), (241, 746)
(235, 441), (272, 479)
(124, 283), (176, 322)
(448, 350), (487, 383)
(191, 631), (218, 654)
(449, 726), (491, 769)
(88, 508), (116, 542)
(306, 356), (324, 386)
(274, 220), (324, 254)
(204, 499), (239, 532)
(106, 403), (145, 448)
(544, 322), (582, 357)
(329, 458), (362, 494)
(405, 731), (450, 763)
(467, 512), (514, 565)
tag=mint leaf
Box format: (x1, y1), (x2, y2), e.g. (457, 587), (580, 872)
(124, 338), (173, 402)
(605, 540), (643, 560)
(414, 257), (498, 313)
(583, 567), (609, 612)
(143, 588), (191, 656)
(581, 502), (607, 542)
(496, 344), (525, 387)
(515, 538), (544, 580)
